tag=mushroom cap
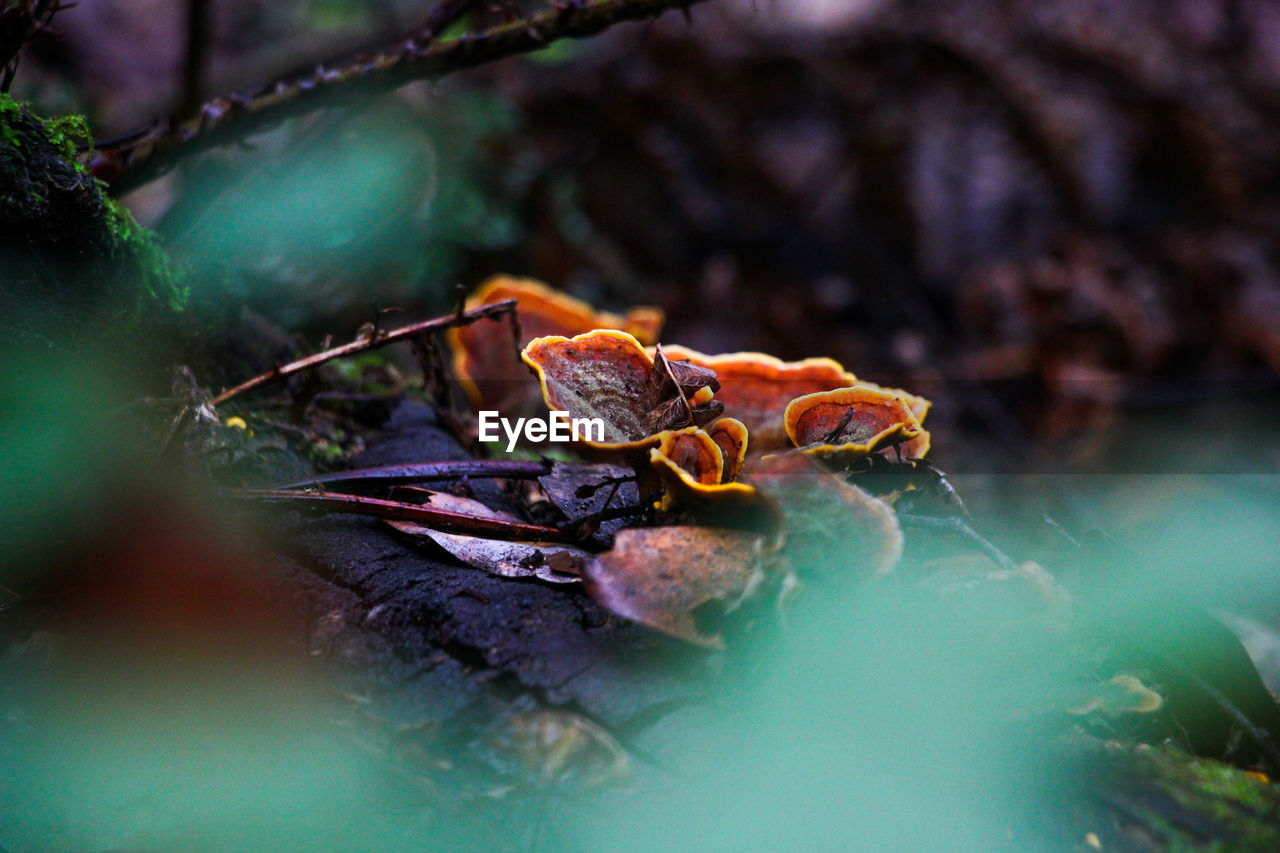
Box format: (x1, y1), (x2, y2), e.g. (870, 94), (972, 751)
(451, 275), (663, 411)
(707, 417), (749, 482)
(650, 427), (724, 486)
(783, 385), (926, 463)
(853, 381), (932, 457)
(648, 427), (760, 513)
(522, 329), (664, 453)
(655, 346), (858, 450)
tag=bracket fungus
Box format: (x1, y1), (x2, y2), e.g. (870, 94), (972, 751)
(707, 417), (748, 482)
(650, 427), (723, 487)
(655, 346), (857, 450)
(523, 331), (771, 522)
(855, 382), (933, 458)
(522, 329), (666, 453)
(449, 275), (663, 412)
(648, 425), (759, 513)
(783, 386), (928, 465)
(745, 451), (904, 578)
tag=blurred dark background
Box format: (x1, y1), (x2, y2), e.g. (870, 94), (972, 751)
(14, 0), (1280, 474)
(7, 4), (1280, 850)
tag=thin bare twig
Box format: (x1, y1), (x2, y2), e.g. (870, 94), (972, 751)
(209, 298), (516, 406)
(230, 487), (570, 541)
(93, 0), (714, 192)
(274, 459), (552, 491)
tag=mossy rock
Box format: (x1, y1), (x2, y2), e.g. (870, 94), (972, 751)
(0, 94), (186, 348)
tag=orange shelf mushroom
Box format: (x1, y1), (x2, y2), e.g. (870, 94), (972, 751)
(656, 346), (857, 450)
(648, 426), (758, 513)
(521, 330), (668, 454)
(783, 385), (927, 465)
(450, 275), (663, 413)
(650, 428), (723, 487)
(707, 417), (748, 482)
(855, 381), (932, 458)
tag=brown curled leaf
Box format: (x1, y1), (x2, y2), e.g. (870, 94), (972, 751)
(656, 346), (857, 450)
(584, 525), (767, 647)
(644, 395), (694, 435)
(449, 275), (663, 412)
(648, 345), (721, 406)
(643, 345), (724, 433)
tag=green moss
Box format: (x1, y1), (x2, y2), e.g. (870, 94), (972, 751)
(101, 188), (191, 312)
(45, 111), (91, 163)
(0, 94), (188, 344)
(1129, 745), (1280, 849)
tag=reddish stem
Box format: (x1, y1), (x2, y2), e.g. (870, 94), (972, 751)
(231, 487), (569, 541)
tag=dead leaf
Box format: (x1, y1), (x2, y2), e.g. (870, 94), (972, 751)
(538, 461), (639, 546)
(482, 708), (630, 788)
(584, 525), (767, 647)
(384, 491), (590, 584)
(642, 345), (724, 433)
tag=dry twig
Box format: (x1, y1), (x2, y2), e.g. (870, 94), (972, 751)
(210, 299), (516, 407)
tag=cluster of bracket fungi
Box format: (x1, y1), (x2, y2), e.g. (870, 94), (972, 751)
(440, 276), (936, 645)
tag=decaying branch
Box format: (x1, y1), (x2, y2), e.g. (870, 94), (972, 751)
(92, 0), (715, 192)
